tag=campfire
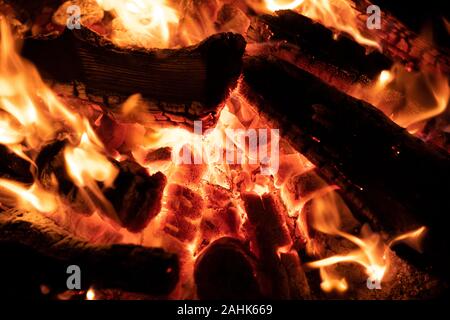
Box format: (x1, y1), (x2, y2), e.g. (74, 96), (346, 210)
(0, 0), (449, 300)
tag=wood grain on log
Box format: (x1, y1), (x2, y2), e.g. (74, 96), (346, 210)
(0, 209), (179, 298)
(22, 28), (246, 128)
(241, 56), (450, 276)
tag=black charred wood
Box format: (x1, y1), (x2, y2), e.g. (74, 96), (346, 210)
(241, 56), (450, 277)
(194, 237), (262, 300)
(21, 28), (246, 121)
(249, 10), (392, 81)
(0, 209), (179, 298)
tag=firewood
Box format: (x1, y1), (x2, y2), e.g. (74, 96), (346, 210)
(248, 10), (392, 84)
(241, 55), (450, 276)
(36, 140), (167, 232)
(0, 209), (179, 298)
(280, 252), (311, 300)
(242, 192), (291, 298)
(353, 0), (450, 72)
(21, 28), (246, 127)
(194, 237), (262, 300)
(104, 161), (167, 233)
(163, 184), (204, 242)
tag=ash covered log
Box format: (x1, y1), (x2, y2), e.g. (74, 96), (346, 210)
(21, 28), (246, 128)
(0, 209), (179, 298)
(241, 56), (450, 276)
(36, 140), (167, 233)
(194, 237), (261, 300)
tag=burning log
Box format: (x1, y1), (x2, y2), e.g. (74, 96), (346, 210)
(241, 56), (450, 276)
(248, 10), (392, 87)
(242, 192), (303, 299)
(22, 28), (246, 127)
(194, 237), (262, 300)
(353, 0), (450, 73)
(36, 140), (167, 233)
(0, 209), (179, 297)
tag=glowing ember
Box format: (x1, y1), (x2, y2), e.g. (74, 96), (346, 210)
(378, 70), (393, 86)
(0, 179), (58, 213)
(86, 288), (96, 300)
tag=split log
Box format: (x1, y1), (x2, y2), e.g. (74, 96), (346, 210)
(241, 56), (450, 276)
(35, 140), (167, 233)
(0, 209), (179, 298)
(194, 237), (262, 300)
(22, 28), (246, 128)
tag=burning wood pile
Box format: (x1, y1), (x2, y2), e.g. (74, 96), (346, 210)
(0, 0), (449, 300)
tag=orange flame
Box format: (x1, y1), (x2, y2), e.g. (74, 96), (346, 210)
(262, 0), (380, 49)
(352, 64), (449, 132)
(0, 18), (116, 217)
(304, 191), (426, 292)
(0, 179), (58, 213)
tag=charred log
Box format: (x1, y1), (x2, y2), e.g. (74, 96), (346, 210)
(248, 10), (392, 84)
(194, 237), (262, 300)
(0, 209), (179, 298)
(36, 140), (167, 232)
(241, 56), (450, 276)
(242, 192), (295, 299)
(22, 28), (246, 127)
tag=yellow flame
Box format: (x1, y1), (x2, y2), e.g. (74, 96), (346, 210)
(95, 0), (180, 48)
(353, 64), (449, 131)
(304, 191), (426, 292)
(263, 0), (380, 49)
(64, 133), (118, 188)
(0, 179), (58, 213)
(0, 18), (117, 216)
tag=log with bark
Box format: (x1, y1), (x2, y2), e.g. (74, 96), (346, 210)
(240, 55), (450, 276)
(354, 0), (450, 72)
(22, 27), (246, 129)
(0, 209), (179, 298)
